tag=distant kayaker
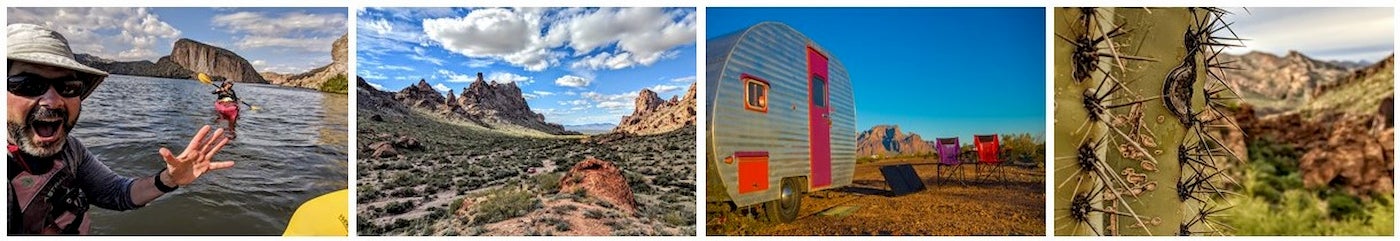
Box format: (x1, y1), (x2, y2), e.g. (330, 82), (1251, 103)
(7, 23), (236, 235)
(211, 80), (244, 138)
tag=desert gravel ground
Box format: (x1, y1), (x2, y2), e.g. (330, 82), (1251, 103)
(711, 158), (1046, 235)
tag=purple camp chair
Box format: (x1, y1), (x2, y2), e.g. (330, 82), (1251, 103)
(935, 137), (965, 185)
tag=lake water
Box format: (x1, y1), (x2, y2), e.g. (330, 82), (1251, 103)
(71, 75), (348, 235)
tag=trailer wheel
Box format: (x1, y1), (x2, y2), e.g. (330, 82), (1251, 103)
(764, 178), (803, 222)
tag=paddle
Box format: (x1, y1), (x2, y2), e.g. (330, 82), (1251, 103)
(198, 73), (262, 111)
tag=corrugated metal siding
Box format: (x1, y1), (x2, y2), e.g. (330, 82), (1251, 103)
(706, 22), (857, 207)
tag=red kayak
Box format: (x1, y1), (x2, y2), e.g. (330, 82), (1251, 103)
(215, 100), (240, 120)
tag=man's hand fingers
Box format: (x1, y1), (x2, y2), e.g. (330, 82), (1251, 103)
(202, 135), (231, 162)
(184, 125), (213, 155)
(199, 128), (226, 155)
(159, 147), (180, 164)
(208, 161), (235, 171)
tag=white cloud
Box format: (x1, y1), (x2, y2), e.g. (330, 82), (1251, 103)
(487, 72), (533, 85)
(464, 59), (495, 68)
(596, 101), (630, 110)
(554, 75), (590, 88)
(532, 90), (555, 96)
(364, 19), (394, 35)
(558, 8), (696, 70)
(523, 93), (540, 99)
(421, 7), (695, 72)
(422, 8), (557, 71)
(212, 11), (346, 52)
(1222, 7), (1393, 62)
(366, 81), (386, 91)
(7, 7), (182, 61)
(669, 75), (696, 83)
(560, 100), (590, 106)
(234, 36), (335, 52)
(212, 11), (345, 36)
(432, 83), (451, 92)
(358, 70), (387, 80)
(649, 84), (683, 93)
(580, 91), (640, 110)
(377, 65), (415, 71)
(409, 54), (445, 66)
(438, 69), (478, 83)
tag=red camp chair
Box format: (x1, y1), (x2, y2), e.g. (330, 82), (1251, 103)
(974, 134), (1007, 182)
(934, 137), (965, 185)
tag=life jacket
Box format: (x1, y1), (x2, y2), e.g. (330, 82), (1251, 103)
(8, 144), (90, 235)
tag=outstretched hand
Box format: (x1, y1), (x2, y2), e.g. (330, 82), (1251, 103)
(159, 125), (236, 186)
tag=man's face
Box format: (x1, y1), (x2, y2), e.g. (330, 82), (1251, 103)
(7, 61), (84, 158)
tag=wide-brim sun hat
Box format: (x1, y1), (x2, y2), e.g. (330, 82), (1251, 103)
(7, 23), (108, 99)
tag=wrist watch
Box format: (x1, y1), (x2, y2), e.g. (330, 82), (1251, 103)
(155, 168), (180, 193)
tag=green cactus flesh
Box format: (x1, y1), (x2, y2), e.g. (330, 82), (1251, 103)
(1054, 7), (1243, 236)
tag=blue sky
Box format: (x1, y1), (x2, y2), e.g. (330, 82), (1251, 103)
(7, 7), (346, 74)
(357, 8), (697, 126)
(1219, 7), (1393, 62)
(709, 8), (1045, 141)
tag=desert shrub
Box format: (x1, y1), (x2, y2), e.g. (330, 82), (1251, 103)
(389, 187), (419, 198)
(551, 204), (577, 214)
(584, 209), (607, 219)
(320, 74), (349, 93)
(1224, 139), (1395, 235)
(1226, 190), (1392, 235)
(541, 217), (571, 232)
(470, 188), (540, 225)
(384, 200), (415, 215)
(533, 172), (563, 193)
(448, 196), (466, 214)
(662, 211), (692, 226)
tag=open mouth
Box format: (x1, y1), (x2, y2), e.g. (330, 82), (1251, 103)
(30, 119), (63, 141)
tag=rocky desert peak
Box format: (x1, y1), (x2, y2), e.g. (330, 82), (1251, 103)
(613, 83), (697, 135)
(857, 125), (934, 157)
(395, 79), (445, 108)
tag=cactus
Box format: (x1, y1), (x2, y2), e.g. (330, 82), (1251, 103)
(1054, 7), (1244, 236)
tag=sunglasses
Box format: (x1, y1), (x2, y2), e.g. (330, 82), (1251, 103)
(7, 72), (94, 98)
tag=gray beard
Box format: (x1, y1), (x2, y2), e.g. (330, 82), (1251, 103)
(7, 106), (78, 158)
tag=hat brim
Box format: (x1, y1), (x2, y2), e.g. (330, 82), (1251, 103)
(8, 52), (108, 77)
(8, 53), (109, 100)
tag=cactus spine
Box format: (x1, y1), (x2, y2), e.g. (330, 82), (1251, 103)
(1054, 7), (1243, 236)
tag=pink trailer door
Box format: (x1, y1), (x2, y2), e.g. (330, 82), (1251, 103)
(808, 46), (832, 188)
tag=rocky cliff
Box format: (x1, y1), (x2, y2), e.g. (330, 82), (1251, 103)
(169, 38), (266, 83)
(263, 34), (349, 92)
(1304, 54), (1395, 115)
(358, 76), (407, 116)
(1220, 51), (1351, 103)
(74, 54), (194, 79)
(455, 72), (573, 135)
(394, 79), (446, 108)
(1233, 103), (1393, 197)
(856, 125), (934, 158)
(613, 83), (697, 135)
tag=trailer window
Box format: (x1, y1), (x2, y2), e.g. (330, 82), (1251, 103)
(743, 76), (769, 113)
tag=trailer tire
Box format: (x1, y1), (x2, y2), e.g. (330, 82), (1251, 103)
(764, 178), (803, 222)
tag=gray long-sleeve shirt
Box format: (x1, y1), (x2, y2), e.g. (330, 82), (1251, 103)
(20, 135), (142, 210)
(61, 136), (141, 211)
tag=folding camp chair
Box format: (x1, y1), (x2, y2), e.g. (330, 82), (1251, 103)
(934, 137), (965, 185)
(974, 134), (1008, 182)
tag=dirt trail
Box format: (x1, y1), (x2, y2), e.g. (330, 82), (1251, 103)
(713, 158), (1046, 235)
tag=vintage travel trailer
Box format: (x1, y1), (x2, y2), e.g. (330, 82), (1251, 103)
(705, 22), (856, 222)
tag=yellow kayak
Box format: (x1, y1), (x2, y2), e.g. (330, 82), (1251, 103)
(283, 189), (348, 236)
